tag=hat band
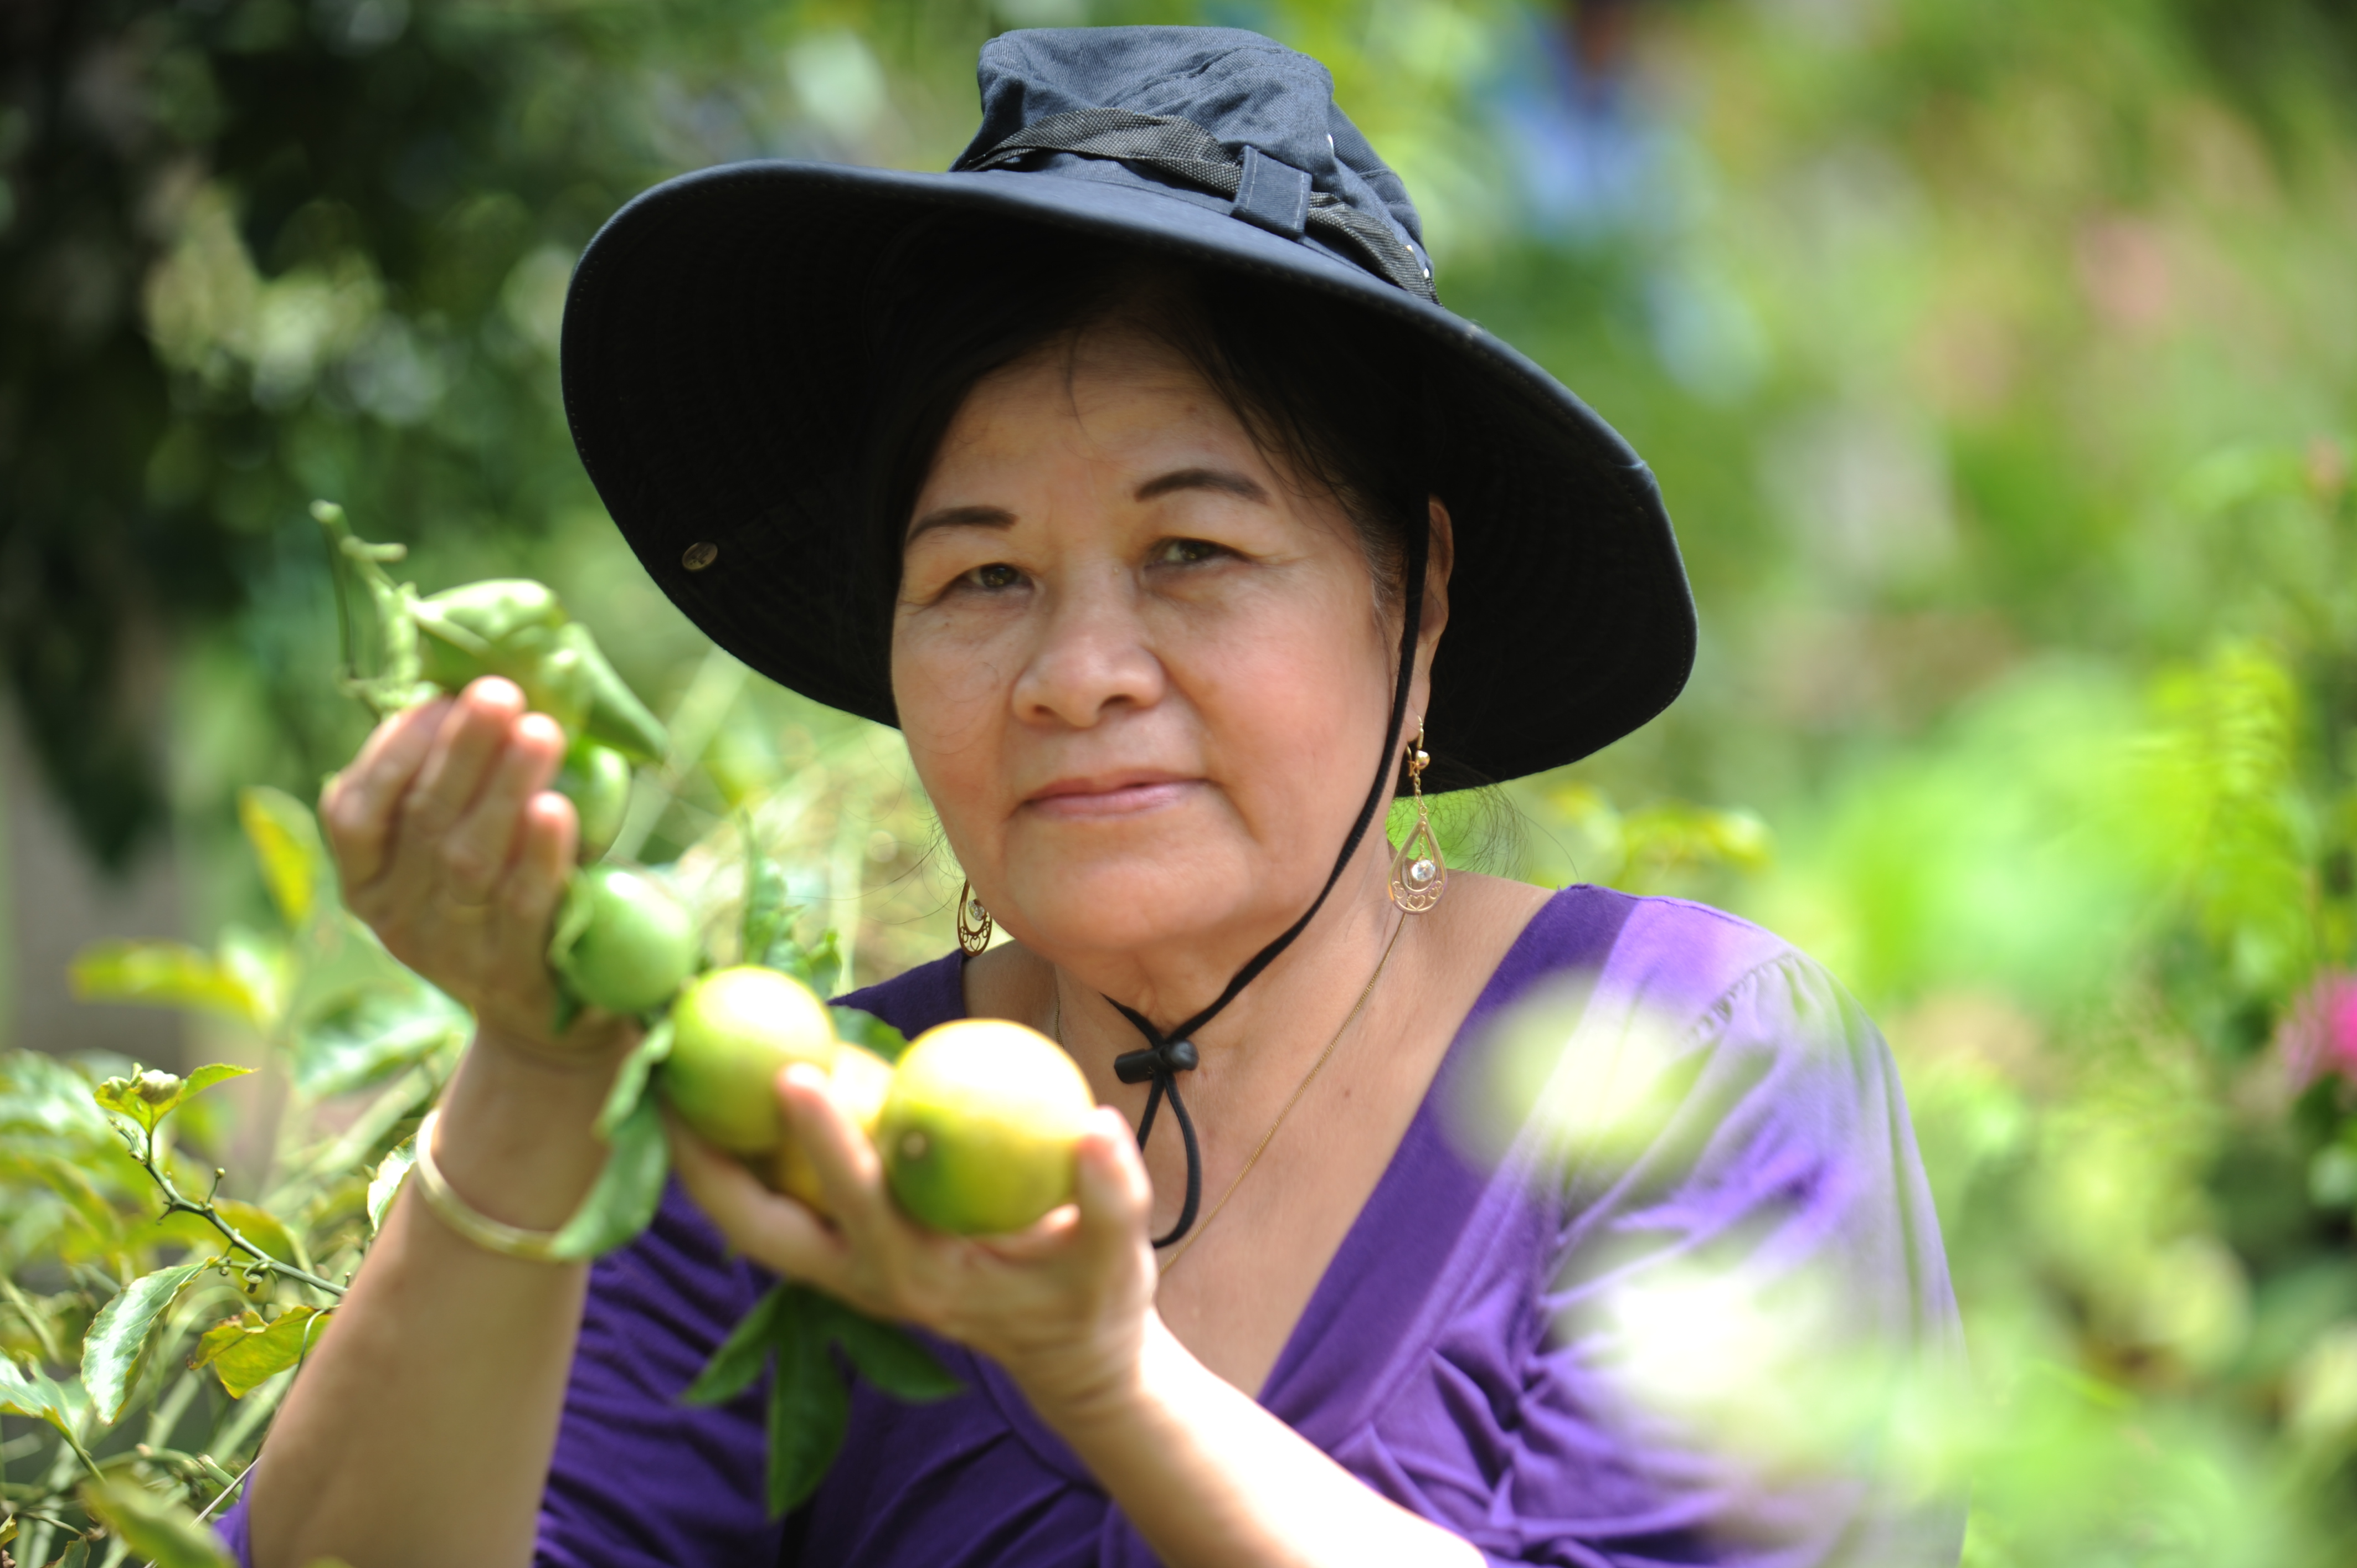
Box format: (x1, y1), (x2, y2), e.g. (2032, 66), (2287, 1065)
(955, 106), (1438, 303)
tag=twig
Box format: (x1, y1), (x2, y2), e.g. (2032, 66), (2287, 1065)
(115, 1124), (345, 1301)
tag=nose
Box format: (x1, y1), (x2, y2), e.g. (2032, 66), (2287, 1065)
(1011, 563), (1165, 729)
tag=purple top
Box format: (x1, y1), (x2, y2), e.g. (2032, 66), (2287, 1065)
(222, 887), (1965, 1566)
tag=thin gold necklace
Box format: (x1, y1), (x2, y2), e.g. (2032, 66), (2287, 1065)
(1054, 909), (1412, 1276)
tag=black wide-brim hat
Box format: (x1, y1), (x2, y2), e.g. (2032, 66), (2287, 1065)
(562, 25), (1694, 788)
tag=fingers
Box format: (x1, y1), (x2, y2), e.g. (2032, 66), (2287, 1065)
(377, 679), (526, 917)
(321, 699), (451, 890)
(441, 712), (567, 904)
(666, 1112), (850, 1283)
(779, 1065), (891, 1226)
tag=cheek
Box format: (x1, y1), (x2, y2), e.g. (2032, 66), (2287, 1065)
(892, 617), (1015, 845)
(1181, 576), (1392, 813)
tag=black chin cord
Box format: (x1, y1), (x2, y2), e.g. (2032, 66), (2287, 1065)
(1111, 530), (1429, 1247)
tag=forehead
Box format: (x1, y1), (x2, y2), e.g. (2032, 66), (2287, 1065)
(927, 321), (1265, 481)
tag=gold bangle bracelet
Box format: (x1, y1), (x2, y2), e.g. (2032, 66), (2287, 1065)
(406, 1109), (566, 1263)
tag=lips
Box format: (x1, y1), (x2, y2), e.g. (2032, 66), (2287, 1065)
(1022, 771), (1198, 819)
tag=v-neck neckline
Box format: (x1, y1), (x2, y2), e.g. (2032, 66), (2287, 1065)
(961, 886), (1599, 1479)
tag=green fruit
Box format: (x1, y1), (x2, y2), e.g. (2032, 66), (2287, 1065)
(549, 865), (698, 1016)
(414, 579), (565, 645)
(879, 1019), (1095, 1235)
(556, 741), (632, 863)
(665, 967), (838, 1155)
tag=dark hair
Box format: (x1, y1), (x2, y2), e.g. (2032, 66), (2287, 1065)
(853, 213), (1434, 653)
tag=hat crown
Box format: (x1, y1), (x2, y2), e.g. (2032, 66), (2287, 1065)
(961, 26), (1425, 257)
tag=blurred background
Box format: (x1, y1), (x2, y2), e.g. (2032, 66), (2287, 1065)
(4, 0), (2356, 1560)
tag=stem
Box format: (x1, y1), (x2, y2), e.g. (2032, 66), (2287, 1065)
(191, 1457), (255, 1525)
(0, 1272), (64, 1366)
(117, 1122), (346, 1300)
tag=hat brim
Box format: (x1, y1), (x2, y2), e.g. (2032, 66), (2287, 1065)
(561, 159), (1694, 789)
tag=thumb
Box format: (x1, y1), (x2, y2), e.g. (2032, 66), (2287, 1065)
(1069, 1106), (1153, 1250)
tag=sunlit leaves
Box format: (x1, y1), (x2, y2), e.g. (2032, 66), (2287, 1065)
(92, 1064), (255, 1137)
(71, 942), (275, 1028)
(239, 785), (333, 931)
(81, 1261), (209, 1425)
(189, 1306), (333, 1399)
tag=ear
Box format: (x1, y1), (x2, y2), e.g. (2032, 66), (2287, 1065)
(1408, 497), (1454, 723)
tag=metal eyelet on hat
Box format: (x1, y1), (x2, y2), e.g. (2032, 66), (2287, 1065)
(681, 541), (719, 571)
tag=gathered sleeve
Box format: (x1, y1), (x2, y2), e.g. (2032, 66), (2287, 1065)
(1322, 902), (1968, 1567)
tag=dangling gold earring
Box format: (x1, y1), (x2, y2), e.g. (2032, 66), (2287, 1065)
(1388, 721), (1447, 913)
(956, 879), (995, 956)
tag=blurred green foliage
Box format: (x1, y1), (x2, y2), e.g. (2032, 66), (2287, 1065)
(6, 0), (2357, 1561)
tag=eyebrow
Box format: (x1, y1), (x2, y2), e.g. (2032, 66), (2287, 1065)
(1135, 467), (1270, 504)
(904, 504), (1016, 545)
(906, 468), (1270, 543)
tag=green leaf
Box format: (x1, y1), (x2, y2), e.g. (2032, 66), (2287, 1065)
(183, 1063), (256, 1101)
(681, 1281), (789, 1407)
(368, 1137), (417, 1232)
(830, 1007), (907, 1065)
(549, 1094), (668, 1260)
(762, 929), (841, 1000)
(741, 829), (792, 968)
(188, 1306), (333, 1399)
(81, 1262), (208, 1425)
(0, 1352), (87, 1439)
(239, 786), (330, 931)
(290, 988), (470, 1100)
(595, 1015), (673, 1139)
(70, 942), (269, 1025)
(820, 1301), (962, 1403)
(766, 1286), (850, 1518)
(0, 1053), (116, 1141)
(79, 1474), (237, 1568)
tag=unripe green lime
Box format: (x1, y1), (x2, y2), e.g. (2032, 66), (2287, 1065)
(879, 1019), (1095, 1235)
(552, 865), (697, 1015)
(555, 741), (632, 863)
(665, 967), (838, 1156)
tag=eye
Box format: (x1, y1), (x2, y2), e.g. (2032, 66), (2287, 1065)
(965, 562), (1024, 591)
(1154, 538), (1227, 566)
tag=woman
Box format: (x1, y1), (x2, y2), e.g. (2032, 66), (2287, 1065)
(230, 26), (1963, 1568)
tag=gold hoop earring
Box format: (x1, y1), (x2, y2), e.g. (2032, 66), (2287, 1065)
(1388, 721), (1447, 913)
(956, 879), (995, 956)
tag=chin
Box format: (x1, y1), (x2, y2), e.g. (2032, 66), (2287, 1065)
(999, 851), (1259, 960)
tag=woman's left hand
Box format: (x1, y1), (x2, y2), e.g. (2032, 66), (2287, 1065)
(670, 1064), (1160, 1424)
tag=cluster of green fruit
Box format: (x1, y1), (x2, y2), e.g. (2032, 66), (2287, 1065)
(667, 967), (1096, 1235)
(315, 506), (1097, 1237)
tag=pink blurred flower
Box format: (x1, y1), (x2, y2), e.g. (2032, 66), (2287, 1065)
(2280, 973), (2357, 1091)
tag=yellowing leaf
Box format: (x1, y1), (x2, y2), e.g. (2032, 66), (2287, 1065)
(189, 1305), (332, 1397)
(70, 942), (267, 1025)
(240, 786), (330, 930)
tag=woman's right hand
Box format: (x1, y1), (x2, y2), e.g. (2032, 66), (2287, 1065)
(320, 675), (616, 1060)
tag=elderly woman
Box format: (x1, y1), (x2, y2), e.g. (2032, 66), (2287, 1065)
(229, 25), (1962, 1568)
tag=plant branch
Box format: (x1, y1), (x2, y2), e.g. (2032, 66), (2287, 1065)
(114, 1123), (346, 1300)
